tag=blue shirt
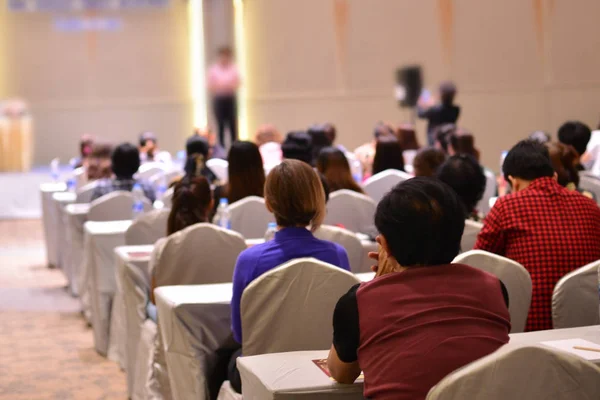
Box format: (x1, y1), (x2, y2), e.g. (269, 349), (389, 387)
(231, 226), (351, 343)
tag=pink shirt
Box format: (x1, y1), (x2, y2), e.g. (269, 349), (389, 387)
(208, 63), (240, 96)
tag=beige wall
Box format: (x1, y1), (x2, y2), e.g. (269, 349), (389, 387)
(243, 0), (600, 170)
(1, 2), (192, 165)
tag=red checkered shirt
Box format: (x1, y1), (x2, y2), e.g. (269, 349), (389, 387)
(475, 177), (600, 331)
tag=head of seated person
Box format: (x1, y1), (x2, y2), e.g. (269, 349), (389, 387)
(76, 134), (95, 168)
(436, 154), (486, 219)
(308, 124), (334, 166)
(413, 147), (446, 177)
(184, 135), (218, 184)
(557, 121), (591, 158)
(396, 123), (420, 151)
(316, 147), (364, 194)
(167, 176), (213, 235)
(528, 130), (551, 144)
(255, 124), (282, 146)
(503, 140), (556, 193)
(139, 131), (158, 161)
(449, 129), (480, 162)
(91, 142), (155, 202)
(433, 123), (456, 154)
(545, 142), (581, 190)
(371, 135), (405, 175)
(217, 141), (265, 205)
(85, 141), (113, 181)
(326, 178), (510, 398)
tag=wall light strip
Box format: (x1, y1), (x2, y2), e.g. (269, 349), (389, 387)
(233, 0), (248, 140)
(188, 0), (207, 128)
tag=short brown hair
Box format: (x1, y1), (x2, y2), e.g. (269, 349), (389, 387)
(265, 159), (326, 231)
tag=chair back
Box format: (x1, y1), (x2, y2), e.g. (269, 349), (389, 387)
(402, 149), (418, 167)
(125, 209), (170, 246)
(153, 223), (246, 287)
(76, 181), (99, 203)
(88, 191), (152, 222)
(137, 162), (169, 181)
(314, 225), (363, 273)
(206, 158), (229, 182)
(477, 169), (497, 215)
(453, 250), (531, 333)
(74, 167), (87, 189)
(461, 220), (483, 253)
(149, 170), (182, 188)
(552, 260), (600, 329)
(324, 189), (377, 233)
(579, 174), (600, 204)
(228, 196), (274, 239)
(426, 346), (600, 400)
(241, 258), (360, 356)
(161, 187), (174, 209)
(363, 169), (412, 203)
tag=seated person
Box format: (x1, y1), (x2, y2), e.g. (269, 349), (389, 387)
(308, 123), (335, 166)
(139, 131), (172, 164)
(73, 134), (94, 169)
(255, 124), (283, 167)
(412, 147), (447, 177)
(212, 141), (265, 216)
(147, 176), (214, 318)
(475, 140), (600, 331)
(546, 141), (593, 199)
(557, 121), (591, 171)
(84, 142), (113, 182)
(396, 123), (420, 150)
(354, 122), (396, 177)
(371, 136), (405, 177)
(436, 154), (487, 220)
(91, 143), (155, 202)
(316, 147), (364, 194)
(417, 81), (460, 146)
(327, 177), (510, 400)
(184, 135), (219, 184)
(228, 159), (351, 393)
(194, 127), (227, 160)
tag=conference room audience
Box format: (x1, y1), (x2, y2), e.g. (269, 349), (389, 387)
(184, 135), (219, 184)
(436, 154), (487, 219)
(557, 121), (591, 171)
(228, 160), (351, 393)
(316, 147), (364, 194)
(213, 141), (265, 216)
(475, 140), (600, 331)
(138, 131), (172, 164)
(194, 127), (227, 160)
(91, 143), (155, 202)
(147, 176), (214, 312)
(354, 122), (396, 177)
(327, 178), (510, 400)
(308, 124), (335, 165)
(85, 142), (113, 181)
(281, 131), (313, 164)
(371, 136), (405, 176)
(412, 147), (447, 177)
(418, 81), (461, 145)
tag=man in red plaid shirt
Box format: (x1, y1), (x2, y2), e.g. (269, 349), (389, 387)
(475, 140), (600, 331)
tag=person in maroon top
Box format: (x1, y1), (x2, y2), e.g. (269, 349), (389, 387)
(327, 178), (511, 400)
(475, 140), (600, 331)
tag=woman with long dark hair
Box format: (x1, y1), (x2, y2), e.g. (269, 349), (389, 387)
(316, 147), (364, 194)
(371, 136), (405, 176)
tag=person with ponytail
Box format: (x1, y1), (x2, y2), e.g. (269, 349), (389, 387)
(184, 135), (219, 184)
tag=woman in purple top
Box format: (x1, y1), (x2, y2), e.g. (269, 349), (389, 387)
(227, 159), (350, 394)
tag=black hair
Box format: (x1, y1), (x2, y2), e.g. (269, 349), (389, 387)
(111, 143), (140, 179)
(375, 177), (465, 266)
(436, 155), (486, 216)
(439, 81), (457, 106)
(139, 131), (157, 147)
(433, 124), (456, 153)
(184, 136), (217, 183)
(372, 136), (405, 175)
(557, 121), (591, 156)
(502, 140), (554, 182)
(281, 131), (313, 164)
(186, 135), (210, 157)
(307, 124), (334, 165)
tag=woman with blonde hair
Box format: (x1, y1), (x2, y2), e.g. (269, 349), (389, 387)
(227, 159), (351, 394)
(317, 147), (364, 194)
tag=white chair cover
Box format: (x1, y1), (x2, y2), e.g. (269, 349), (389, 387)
(403, 149), (417, 167)
(476, 169), (497, 215)
(161, 187), (174, 209)
(362, 169), (412, 203)
(426, 346), (600, 400)
(241, 258), (361, 356)
(40, 182), (66, 267)
(228, 196), (274, 239)
(149, 170), (182, 188)
(552, 260), (600, 329)
(134, 319), (158, 400)
(76, 180), (98, 203)
(137, 162), (171, 181)
(453, 250), (531, 333)
(206, 158), (229, 182)
(324, 190), (377, 234)
(314, 225), (363, 273)
(88, 191), (152, 222)
(74, 166), (87, 189)
(580, 174), (600, 204)
(153, 223), (246, 287)
(461, 220), (483, 253)
(125, 209), (169, 246)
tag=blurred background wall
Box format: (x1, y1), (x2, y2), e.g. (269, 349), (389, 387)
(2, 0), (600, 170)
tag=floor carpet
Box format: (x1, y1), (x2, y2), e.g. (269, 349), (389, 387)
(0, 219), (127, 399)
